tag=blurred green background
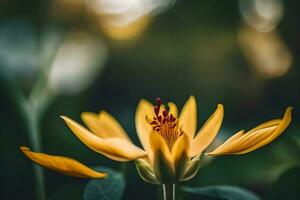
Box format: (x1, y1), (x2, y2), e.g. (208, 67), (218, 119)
(1, 0), (300, 199)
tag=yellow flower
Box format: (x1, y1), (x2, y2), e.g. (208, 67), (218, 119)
(21, 96), (292, 184)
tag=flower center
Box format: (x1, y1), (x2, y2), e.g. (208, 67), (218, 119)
(148, 98), (183, 149)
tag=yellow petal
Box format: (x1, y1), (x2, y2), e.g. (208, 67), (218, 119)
(149, 132), (174, 183)
(171, 133), (190, 179)
(81, 111), (131, 141)
(225, 126), (277, 154)
(62, 116), (147, 161)
(245, 119), (281, 135)
(237, 107), (292, 154)
(205, 130), (245, 155)
(135, 99), (155, 152)
(207, 119), (281, 155)
(149, 132), (173, 164)
(207, 107), (292, 155)
(171, 133), (189, 167)
(189, 104), (224, 157)
(20, 147), (106, 178)
(168, 102), (178, 117)
(179, 95), (197, 141)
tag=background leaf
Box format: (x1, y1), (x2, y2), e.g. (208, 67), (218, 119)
(83, 167), (125, 200)
(182, 185), (261, 200)
(266, 166), (300, 200)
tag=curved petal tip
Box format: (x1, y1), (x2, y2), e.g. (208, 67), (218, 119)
(20, 146), (107, 178)
(207, 106), (292, 156)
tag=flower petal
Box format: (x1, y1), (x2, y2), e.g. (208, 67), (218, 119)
(245, 119), (281, 135)
(212, 126), (276, 155)
(168, 102), (178, 117)
(172, 133), (189, 165)
(171, 133), (190, 180)
(237, 107), (292, 154)
(81, 111), (131, 141)
(179, 96), (197, 141)
(189, 104), (224, 157)
(149, 132), (174, 183)
(135, 99), (155, 152)
(20, 147), (106, 178)
(206, 120), (281, 155)
(62, 116), (147, 161)
(207, 107), (292, 155)
(205, 130), (245, 155)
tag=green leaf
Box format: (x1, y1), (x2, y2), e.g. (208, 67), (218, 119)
(83, 167), (125, 200)
(266, 166), (300, 200)
(182, 185), (261, 200)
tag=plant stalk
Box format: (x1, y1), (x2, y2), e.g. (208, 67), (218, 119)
(162, 184), (175, 200)
(24, 81), (54, 200)
(25, 106), (46, 200)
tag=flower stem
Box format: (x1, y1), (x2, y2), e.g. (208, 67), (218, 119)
(162, 184), (175, 200)
(23, 79), (54, 200)
(25, 107), (46, 200)
(3, 74), (47, 200)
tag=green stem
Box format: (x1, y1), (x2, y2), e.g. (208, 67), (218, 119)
(33, 164), (46, 200)
(25, 106), (46, 200)
(24, 82), (54, 200)
(2, 75), (47, 200)
(3, 29), (61, 200)
(162, 184), (175, 200)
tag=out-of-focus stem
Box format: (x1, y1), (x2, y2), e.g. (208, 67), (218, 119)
(3, 30), (61, 200)
(25, 104), (46, 200)
(24, 80), (54, 200)
(1, 76), (47, 200)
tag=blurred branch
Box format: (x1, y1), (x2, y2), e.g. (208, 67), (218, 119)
(0, 28), (62, 200)
(1, 74), (48, 200)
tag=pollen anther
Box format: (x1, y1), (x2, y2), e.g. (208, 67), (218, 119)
(149, 98), (183, 149)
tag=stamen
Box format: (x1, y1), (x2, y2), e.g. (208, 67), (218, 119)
(149, 98), (183, 150)
(162, 110), (168, 117)
(156, 98), (162, 106)
(154, 106), (160, 115)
